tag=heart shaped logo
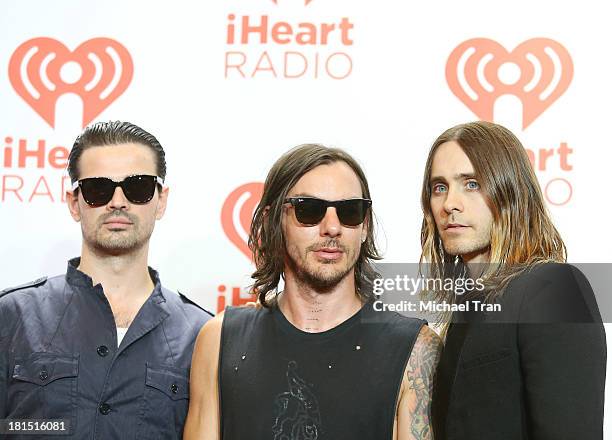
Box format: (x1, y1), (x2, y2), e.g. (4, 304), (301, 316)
(221, 182), (264, 261)
(446, 38), (573, 129)
(8, 37), (133, 128)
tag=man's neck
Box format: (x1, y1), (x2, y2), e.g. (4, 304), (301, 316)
(78, 244), (155, 303)
(278, 270), (363, 333)
(462, 249), (490, 278)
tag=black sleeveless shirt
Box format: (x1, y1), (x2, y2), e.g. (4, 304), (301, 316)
(219, 301), (425, 440)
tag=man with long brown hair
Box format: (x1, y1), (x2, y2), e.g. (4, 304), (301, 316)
(420, 121), (606, 439)
(185, 144), (442, 440)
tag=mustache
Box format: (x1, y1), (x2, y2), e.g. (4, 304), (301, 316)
(99, 210), (137, 224)
(306, 239), (346, 252)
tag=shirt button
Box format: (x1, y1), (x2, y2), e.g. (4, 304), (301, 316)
(99, 403), (111, 415)
(170, 384), (179, 394)
(39, 370), (49, 381)
(97, 345), (109, 357)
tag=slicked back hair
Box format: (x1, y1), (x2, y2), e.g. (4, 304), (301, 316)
(67, 121), (166, 183)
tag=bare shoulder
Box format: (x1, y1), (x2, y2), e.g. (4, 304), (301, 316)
(411, 325), (443, 361)
(401, 325), (443, 393)
(189, 314), (224, 409)
(404, 325), (443, 396)
(191, 313), (225, 368)
(194, 313), (224, 351)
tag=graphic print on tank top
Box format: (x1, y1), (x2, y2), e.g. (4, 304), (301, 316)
(272, 361), (322, 440)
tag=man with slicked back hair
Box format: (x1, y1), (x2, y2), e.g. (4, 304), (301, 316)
(0, 121), (212, 439)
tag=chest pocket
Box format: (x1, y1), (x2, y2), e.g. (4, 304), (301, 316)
(136, 363), (190, 440)
(461, 348), (512, 370)
(10, 352), (79, 435)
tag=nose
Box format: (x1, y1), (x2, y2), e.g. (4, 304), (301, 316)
(319, 207), (342, 237)
(108, 186), (129, 211)
(442, 186), (463, 214)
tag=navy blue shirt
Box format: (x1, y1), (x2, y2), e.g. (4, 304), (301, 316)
(0, 258), (212, 439)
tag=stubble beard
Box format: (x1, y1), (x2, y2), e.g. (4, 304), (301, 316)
(286, 239), (359, 292)
(84, 211), (151, 257)
(441, 227), (491, 261)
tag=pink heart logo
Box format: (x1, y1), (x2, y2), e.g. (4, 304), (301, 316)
(446, 38), (573, 129)
(221, 182), (264, 261)
(8, 37), (133, 128)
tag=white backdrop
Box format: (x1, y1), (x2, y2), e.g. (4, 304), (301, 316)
(1, 0), (610, 432)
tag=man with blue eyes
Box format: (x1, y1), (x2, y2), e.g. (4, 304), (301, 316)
(428, 148), (492, 266)
(420, 121), (606, 439)
(185, 144), (442, 440)
(0, 121), (212, 439)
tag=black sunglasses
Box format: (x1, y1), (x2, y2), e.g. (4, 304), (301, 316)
(71, 174), (164, 207)
(284, 197), (372, 226)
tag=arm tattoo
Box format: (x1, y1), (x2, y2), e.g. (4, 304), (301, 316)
(406, 328), (442, 439)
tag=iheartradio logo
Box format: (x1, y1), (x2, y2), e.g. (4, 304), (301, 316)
(446, 38), (573, 129)
(221, 182), (264, 261)
(8, 37), (133, 128)
(225, 0), (353, 80)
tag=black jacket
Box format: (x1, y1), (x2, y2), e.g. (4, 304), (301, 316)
(432, 263), (606, 440)
(0, 258), (212, 439)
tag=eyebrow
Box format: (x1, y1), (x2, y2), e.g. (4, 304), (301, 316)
(429, 173), (477, 183)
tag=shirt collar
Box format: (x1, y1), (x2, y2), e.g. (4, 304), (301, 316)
(65, 257), (165, 303)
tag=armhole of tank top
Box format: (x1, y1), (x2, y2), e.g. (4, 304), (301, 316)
(218, 307), (233, 437)
(390, 319), (427, 432)
(217, 306), (259, 437)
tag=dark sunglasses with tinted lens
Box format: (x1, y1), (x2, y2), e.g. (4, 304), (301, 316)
(284, 197), (372, 226)
(71, 175), (164, 207)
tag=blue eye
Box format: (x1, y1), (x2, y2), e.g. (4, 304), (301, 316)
(466, 181), (480, 190)
(433, 184), (447, 193)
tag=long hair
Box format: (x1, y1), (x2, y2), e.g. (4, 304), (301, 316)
(419, 121), (566, 323)
(249, 144), (381, 307)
